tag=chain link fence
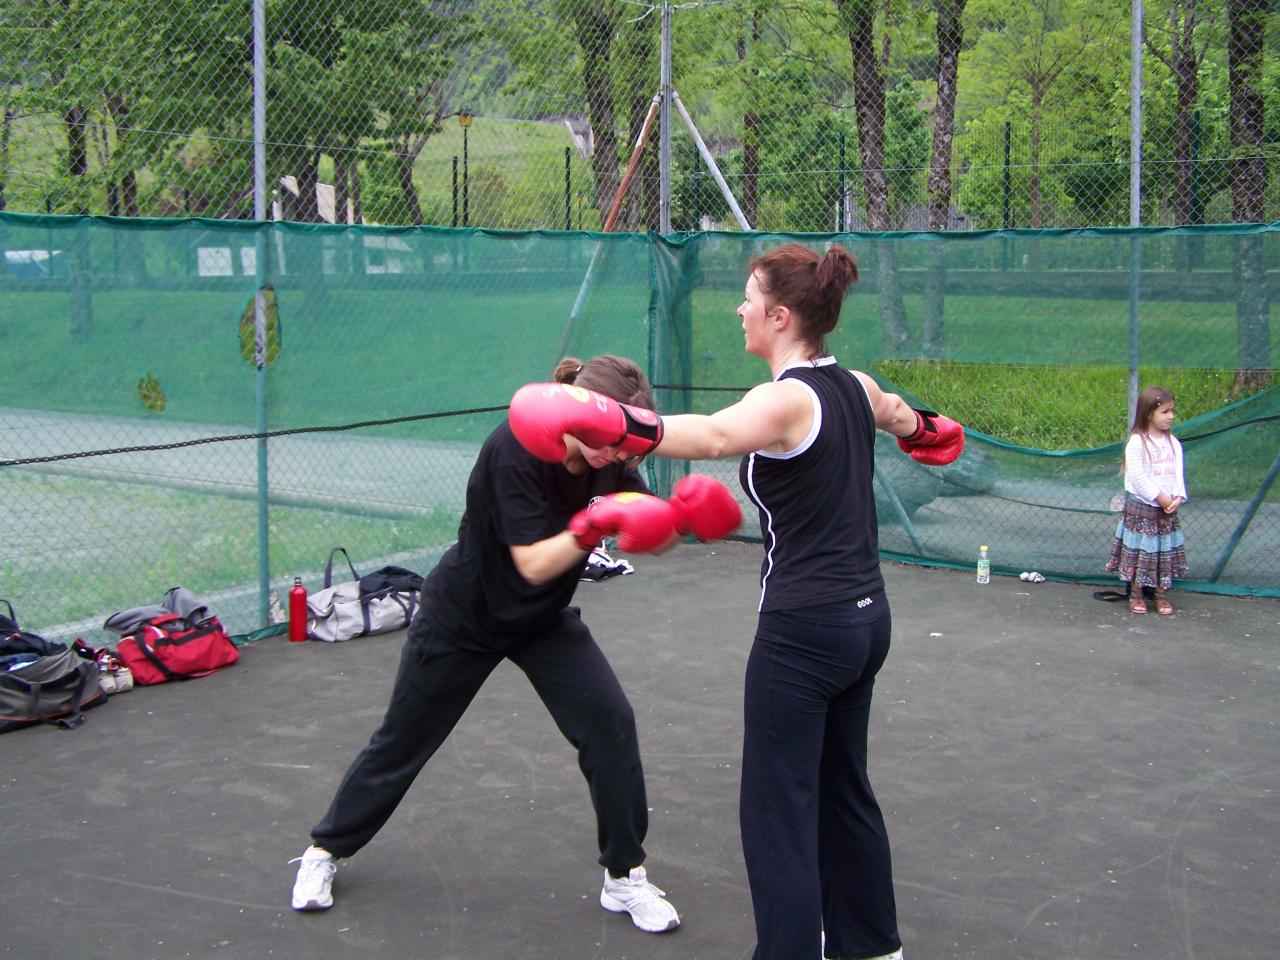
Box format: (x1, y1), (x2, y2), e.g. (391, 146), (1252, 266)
(2, 1), (1276, 232)
(1, 4), (1277, 646)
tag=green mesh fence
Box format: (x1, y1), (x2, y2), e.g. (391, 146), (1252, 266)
(1, 213), (1276, 649)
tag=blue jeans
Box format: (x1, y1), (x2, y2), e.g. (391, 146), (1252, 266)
(741, 594), (900, 960)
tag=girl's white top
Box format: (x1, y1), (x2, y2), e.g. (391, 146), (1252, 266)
(1123, 431), (1188, 506)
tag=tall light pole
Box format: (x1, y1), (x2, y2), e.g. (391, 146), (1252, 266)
(459, 107), (473, 227)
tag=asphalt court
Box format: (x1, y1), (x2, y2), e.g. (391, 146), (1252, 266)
(3, 541), (1278, 960)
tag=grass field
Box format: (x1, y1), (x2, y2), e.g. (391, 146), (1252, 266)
(0, 470), (463, 632)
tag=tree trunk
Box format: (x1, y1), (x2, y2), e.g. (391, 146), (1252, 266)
(392, 131), (426, 227)
(840, 0), (909, 354)
(397, 152), (424, 227)
(923, 0), (966, 358)
(618, 13), (657, 232)
(65, 105), (88, 189)
(350, 166), (364, 225)
(0, 106), (11, 211)
(574, 6), (622, 225)
(737, 12), (761, 229)
(1028, 93), (1043, 229)
(295, 150), (321, 223)
(1170, 35), (1198, 227)
(64, 104), (92, 339)
(334, 152), (350, 226)
(1228, 0), (1272, 394)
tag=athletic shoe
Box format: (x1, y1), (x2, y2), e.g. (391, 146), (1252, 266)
(290, 846), (336, 911)
(599, 866), (680, 933)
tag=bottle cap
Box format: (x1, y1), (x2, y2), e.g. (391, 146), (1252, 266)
(980, 545), (988, 551)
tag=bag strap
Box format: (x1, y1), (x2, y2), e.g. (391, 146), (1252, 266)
(324, 547), (361, 589)
(358, 588), (413, 637)
(131, 623), (193, 681)
(1092, 583), (1133, 602)
(0, 599), (14, 624)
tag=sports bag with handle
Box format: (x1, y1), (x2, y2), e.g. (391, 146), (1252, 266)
(305, 547), (424, 642)
(1, 601), (106, 733)
(115, 612), (240, 686)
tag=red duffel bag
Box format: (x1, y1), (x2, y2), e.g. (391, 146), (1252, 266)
(116, 613), (239, 686)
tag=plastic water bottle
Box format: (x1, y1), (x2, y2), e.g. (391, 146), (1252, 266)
(288, 578), (309, 643)
(976, 546), (990, 584)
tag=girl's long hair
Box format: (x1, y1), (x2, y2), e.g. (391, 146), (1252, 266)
(1123, 385), (1175, 474)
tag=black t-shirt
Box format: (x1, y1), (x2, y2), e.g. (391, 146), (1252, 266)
(420, 421), (649, 647)
(738, 357), (885, 612)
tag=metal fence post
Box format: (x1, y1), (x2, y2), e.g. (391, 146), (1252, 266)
(252, 0), (270, 628)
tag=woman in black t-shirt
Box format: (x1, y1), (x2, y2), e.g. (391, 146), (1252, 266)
(289, 355), (697, 934)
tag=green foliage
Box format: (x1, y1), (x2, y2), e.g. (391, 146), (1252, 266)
(136, 372), (166, 412)
(238, 286), (281, 368)
(1, 0), (1279, 229)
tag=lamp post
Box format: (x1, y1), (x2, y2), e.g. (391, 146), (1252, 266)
(459, 107), (473, 227)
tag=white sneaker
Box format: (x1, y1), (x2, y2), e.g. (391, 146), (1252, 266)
(290, 846), (336, 911)
(599, 866), (680, 933)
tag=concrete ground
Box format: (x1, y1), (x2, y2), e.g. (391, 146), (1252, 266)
(3, 541), (1277, 960)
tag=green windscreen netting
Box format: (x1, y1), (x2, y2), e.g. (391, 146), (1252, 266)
(2, 213), (1276, 647)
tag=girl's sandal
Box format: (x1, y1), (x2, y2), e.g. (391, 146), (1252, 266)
(1128, 597), (1148, 615)
(1154, 597), (1174, 615)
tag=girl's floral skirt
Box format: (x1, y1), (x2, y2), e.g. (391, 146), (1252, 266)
(1106, 493), (1188, 591)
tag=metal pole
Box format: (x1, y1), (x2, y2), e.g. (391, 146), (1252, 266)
(1002, 120), (1011, 270)
(1127, 0), (1143, 427)
(463, 127), (469, 227)
(1209, 447), (1280, 582)
(564, 147), (571, 231)
(452, 156), (458, 227)
(659, 0), (672, 233)
(838, 130), (846, 232)
(252, 0), (270, 627)
(671, 90), (751, 231)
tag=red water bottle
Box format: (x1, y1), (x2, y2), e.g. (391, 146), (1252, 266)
(288, 578), (308, 643)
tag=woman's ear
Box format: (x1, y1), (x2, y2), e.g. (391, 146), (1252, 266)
(772, 303), (791, 329)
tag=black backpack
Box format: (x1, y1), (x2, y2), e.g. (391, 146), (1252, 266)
(0, 600), (106, 733)
(0, 600), (62, 671)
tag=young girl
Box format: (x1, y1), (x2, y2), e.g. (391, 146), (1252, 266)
(1106, 385), (1189, 614)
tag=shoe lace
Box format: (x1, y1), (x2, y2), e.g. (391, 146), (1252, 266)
(289, 855), (335, 886)
(616, 875), (665, 904)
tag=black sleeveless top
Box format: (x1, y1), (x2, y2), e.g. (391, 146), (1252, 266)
(738, 357), (884, 613)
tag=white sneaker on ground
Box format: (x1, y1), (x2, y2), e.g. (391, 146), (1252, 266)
(599, 866), (680, 933)
(290, 845), (336, 911)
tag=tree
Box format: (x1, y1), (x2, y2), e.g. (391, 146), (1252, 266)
(835, 0), (909, 354)
(1227, 0), (1272, 393)
(1145, 0), (1218, 234)
(923, 0), (968, 357)
(964, 0), (1122, 228)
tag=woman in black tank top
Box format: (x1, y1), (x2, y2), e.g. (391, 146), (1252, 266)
(652, 244), (965, 960)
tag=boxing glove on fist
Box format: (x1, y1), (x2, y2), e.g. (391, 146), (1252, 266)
(509, 382), (664, 462)
(569, 492), (681, 553)
(668, 474), (742, 541)
(896, 408), (965, 466)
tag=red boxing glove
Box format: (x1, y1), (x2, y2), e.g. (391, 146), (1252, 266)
(896, 407), (965, 466)
(569, 492), (680, 553)
(509, 382), (664, 462)
(668, 474), (742, 541)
